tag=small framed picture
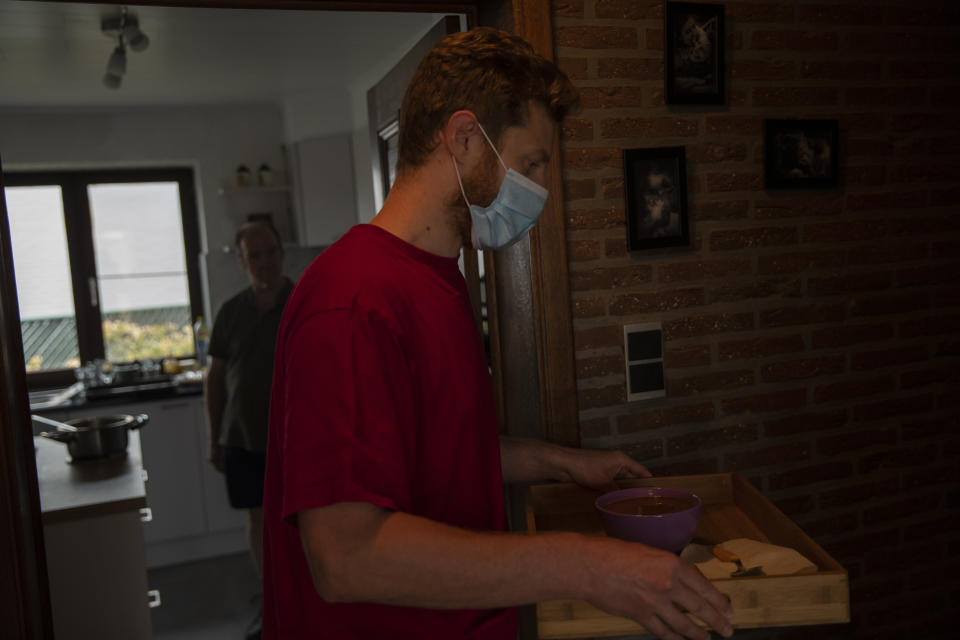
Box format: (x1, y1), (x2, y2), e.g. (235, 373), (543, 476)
(665, 2), (725, 105)
(624, 146), (690, 251)
(764, 119), (840, 189)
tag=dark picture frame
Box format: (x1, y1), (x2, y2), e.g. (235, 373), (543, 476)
(764, 119), (840, 189)
(624, 146), (690, 251)
(665, 2), (725, 105)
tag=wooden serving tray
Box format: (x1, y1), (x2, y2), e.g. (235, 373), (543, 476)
(525, 472), (849, 638)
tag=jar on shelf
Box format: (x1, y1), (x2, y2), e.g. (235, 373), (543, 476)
(236, 165), (254, 187)
(257, 164), (274, 187)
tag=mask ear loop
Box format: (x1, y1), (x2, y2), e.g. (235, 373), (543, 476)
(476, 122), (508, 173)
(451, 154), (472, 209)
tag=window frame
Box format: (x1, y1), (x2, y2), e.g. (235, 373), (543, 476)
(4, 167), (203, 389)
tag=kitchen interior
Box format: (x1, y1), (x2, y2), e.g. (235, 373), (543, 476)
(0, 1), (462, 638)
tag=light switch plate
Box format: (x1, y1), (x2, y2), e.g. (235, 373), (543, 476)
(623, 322), (666, 402)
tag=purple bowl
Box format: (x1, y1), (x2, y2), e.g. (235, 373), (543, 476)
(595, 487), (702, 553)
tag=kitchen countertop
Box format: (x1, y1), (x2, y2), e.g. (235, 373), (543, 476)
(35, 430), (147, 525)
(30, 379), (203, 415)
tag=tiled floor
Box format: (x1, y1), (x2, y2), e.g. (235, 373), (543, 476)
(149, 552), (261, 640)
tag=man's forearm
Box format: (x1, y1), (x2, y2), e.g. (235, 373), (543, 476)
(499, 436), (572, 485)
(301, 503), (596, 609)
(203, 373), (225, 445)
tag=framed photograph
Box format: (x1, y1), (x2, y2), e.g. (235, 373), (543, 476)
(624, 146), (690, 251)
(665, 2), (725, 105)
(764, 119), (839, 189)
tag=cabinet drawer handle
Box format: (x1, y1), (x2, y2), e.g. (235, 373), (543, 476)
(139, 507), (153, 523)
(147, 589), (162, 609)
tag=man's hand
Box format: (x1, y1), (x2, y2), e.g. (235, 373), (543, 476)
(586, 538), (734, 640)
(558, 447), (653, 492)
(209, 443), (224, 473)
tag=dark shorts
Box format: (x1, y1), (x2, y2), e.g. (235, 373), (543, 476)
(222, 446), (267, 509)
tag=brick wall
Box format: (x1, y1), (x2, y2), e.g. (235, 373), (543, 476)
(552, 1), (959, 637)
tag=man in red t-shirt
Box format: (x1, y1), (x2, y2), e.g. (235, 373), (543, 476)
(262, 27), (733, 640)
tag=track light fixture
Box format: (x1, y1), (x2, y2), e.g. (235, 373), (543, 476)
(101, 6), (150, 89)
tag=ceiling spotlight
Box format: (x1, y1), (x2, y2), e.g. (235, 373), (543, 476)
(122, 16), (150, 53)
(100, 6), (149, 89)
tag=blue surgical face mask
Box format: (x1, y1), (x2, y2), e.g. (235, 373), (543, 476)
(452, 122), (549, 251)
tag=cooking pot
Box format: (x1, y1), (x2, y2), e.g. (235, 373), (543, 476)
(35, 413), (148, 462)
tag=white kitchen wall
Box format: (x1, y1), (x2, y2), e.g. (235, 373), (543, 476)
(0, 104), (307, 318)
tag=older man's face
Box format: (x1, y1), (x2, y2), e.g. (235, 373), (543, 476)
(239, 226), (283, 289)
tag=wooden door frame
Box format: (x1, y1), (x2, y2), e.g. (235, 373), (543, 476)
(3, 1), (579, 636)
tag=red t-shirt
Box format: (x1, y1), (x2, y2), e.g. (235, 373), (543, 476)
(262, 224), (518, 639)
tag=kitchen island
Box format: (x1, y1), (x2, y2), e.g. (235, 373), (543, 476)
(36, 431), (153, 640)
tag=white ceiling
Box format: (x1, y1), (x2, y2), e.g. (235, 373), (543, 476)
(0, 1), (447, 107)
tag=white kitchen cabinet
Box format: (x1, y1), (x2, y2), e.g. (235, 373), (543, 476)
(69, 398), (207, 546)
(287, 133), (358, 247)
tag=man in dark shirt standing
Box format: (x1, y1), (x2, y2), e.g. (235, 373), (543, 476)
(205, 220), (292, 640)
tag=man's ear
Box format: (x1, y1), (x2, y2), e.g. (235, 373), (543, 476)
(442, 110), (481, 164)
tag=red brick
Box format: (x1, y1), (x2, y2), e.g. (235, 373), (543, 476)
(719, 334), (805, 362)
(658, 258), (752, 283)
(597, 57), (662, 80)
(647, 458), (719, 476)
(604, 238), (628, 258)
(576, 354), (622, 379)
(808, 272), (892, 296)
(755, 196), (844, 219)
(898, 264), (960, 287)
(704, 172), (764, 193)
(803, 220), (892, 243)
(753, 87), (839, 107)
(902, 464), (960, 492)
(599, 117), (697, 138)
(816, 426), (899, 456)
(620, 439), (664, 461)
(571, 264), (653, 291)
(801, 60), (883, 80)
(667, 424), (759, 456)
(764, 409), (848, 437)
(851, 289), (932, 316)
(690, 200), (749, 221)
(577, 86), (644, 110)
(847, 243), (929, 265)
(562, 118), (594, 141)
(566, 206), (626, 231)
(727, 3), (793, 23)
(563, 178), (595, 201)
(797, 513), (859, 538)
(819, 478), (900, 509)
(901, 314), (960, 338)
(799, 4), (881, 25)
(849, 576), (905, 603)
(563, 147), (621, 170)
(557, 57), (588, 80)
(901, 365), (958, 390)
(594, 0), (661, 19)
(843, 31), (928, 53)
(891, 113), (960, 133)
(853, 394), (937, 423)
(811, 323), (895, 348)
(574, 325), (621, 350)
(705, 116), (764, 136)
(773, 495), (816, 517)
(725, 442), (810, 471)
(552, 0), (584, 18)
(846, 191), (930, 212)
(863, 492), (941, 527)
(822, 528), (900, 562)
(665, 344), (711, 368)
(768, 461), (853, 490)
(599, 176), (623, 199)
(708, 278), (802, 304)
(709, 226), (798, 251)
(578, 384), (625, 410)
(851, 346), (929, 371)
(685, 142), (749, 163)
(759, 303), (845, 328)
(669, 370), (755, 396)
(844, 165), (888, 186)
(750, 30), (839, 51)
(731, 59), (796, 81)
(556, 26), (638, 50)
(609, 288), (704, 315)
(616, 403), (716, 434)
(889, 60), (960, 80)
(845, 86), (928, 108)
(757, 250), (845, 275)
(663, 313), (755, 339)
(571, 296), (605, 318)
(721, 388), (808, 416)
(580, 416), (611, 439)
(814, 376), (896, 405)
(761, 355), (846, 383)
(568, 240), (601, 262)
(645, 28), (663, 51)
